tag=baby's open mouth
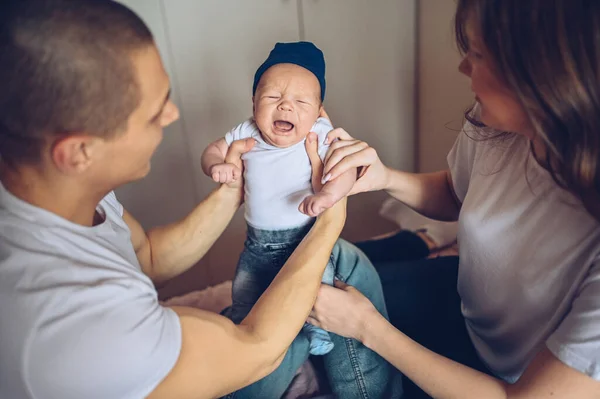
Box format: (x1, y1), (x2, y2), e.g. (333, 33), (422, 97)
(273, 120), (294, 132)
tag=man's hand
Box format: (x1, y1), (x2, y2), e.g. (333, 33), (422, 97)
(304, 132), (324, 193)
(223, 138), (256, 190)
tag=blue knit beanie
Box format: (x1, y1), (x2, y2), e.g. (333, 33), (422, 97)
(252, 41), (326, 101)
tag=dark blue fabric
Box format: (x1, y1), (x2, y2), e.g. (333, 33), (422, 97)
(253, 41), (326, 101)
(355, 231), (493, 399)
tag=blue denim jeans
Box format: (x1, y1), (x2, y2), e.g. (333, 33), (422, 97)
(355, 231), (492, 399)
(225, 223), (402, 398)
(230, 223), (336, 356)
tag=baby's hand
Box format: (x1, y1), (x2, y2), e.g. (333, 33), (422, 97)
(210, 163), (241, 184)
(299, 192), (338, 217)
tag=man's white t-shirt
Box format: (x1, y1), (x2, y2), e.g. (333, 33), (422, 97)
(449, 119), (600, 382)
(224, 117), (333, 230)
(0, 185), (181, 399)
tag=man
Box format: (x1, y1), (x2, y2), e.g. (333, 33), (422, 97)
(0, 1), (395, 398)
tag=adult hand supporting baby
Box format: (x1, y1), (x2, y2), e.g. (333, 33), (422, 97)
(303, 106), (332, 193)
(305, 132), (325, 194)
(302, 124), (359, 217)
(322, 129), (390, 196)
(307, 280), (380, 343)
(223, 137), (256, 190)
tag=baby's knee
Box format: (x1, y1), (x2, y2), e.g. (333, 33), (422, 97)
(332, 239), (377, 283)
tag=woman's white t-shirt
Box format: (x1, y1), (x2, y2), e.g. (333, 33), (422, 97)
(449, 121), (600, 382)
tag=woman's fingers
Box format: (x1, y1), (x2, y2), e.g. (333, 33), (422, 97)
(320, 127), (384, 194)
(309, 281), (377, 339)
(323, 138), (362, 165)
(325, 127), (354, 143)
(323, 141), (370, 175)
(325, 148), (377, 184)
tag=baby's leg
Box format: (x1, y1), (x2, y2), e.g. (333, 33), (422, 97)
(302, 260), (335, 355)
(230, 241), (279, 324)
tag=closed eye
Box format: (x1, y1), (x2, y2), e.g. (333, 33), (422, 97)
(467, 48), (483, 60)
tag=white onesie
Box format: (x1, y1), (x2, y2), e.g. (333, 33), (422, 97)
(224, 117), (332, 231)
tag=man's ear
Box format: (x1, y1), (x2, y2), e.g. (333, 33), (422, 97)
(51, 134), (101, 175)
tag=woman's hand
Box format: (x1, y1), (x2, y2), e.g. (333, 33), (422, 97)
(307, 280), (381, 342)
(322, 128), (391, 195)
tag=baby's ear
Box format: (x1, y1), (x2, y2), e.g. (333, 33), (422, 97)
(318, 106), (332, 124)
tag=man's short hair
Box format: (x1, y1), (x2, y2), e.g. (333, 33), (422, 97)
(0, 0), (154, 166)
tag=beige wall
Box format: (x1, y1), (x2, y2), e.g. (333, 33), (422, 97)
(417, 1), (473, 172)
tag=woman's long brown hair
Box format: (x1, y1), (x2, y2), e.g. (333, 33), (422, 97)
(455, 0), (600, 220)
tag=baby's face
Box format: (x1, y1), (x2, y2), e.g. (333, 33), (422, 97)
(253, 63), (322, 148)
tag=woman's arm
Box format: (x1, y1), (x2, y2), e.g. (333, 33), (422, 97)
(382, 168), (460, 221)
(322, 128), (461, 221)
(310, 282), (600, 399)
(367, 311), (599, 398)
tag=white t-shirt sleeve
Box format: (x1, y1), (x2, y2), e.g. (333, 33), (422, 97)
(224, 119), (257, 146)
(447, 124), (478, 203)
(312, 117), (334, 161)
(546, 258), (600, 380)
(26, 279), (182, 399)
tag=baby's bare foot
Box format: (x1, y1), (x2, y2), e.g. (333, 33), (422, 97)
(299, 192), (338, 217)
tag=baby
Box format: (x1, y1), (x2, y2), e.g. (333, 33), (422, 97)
(201, 42), (356, 355)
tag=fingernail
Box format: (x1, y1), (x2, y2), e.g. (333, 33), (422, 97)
(321, 173), (331, 184)
(308, 134), (314, 143)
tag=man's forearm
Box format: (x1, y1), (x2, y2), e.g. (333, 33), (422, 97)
(384, 169), (461, 221)
(145, 184), (241, 283)
(241, 199), (346, 352)
(149, 201), (347, 399)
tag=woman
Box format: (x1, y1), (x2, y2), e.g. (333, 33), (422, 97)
(308, 0), (600, 398)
